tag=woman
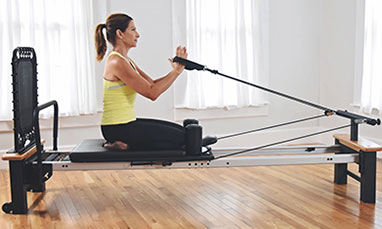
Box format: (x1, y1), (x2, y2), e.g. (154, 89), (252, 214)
(94, 13), (188, 150)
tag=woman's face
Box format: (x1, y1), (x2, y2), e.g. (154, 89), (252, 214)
(121, 20), (140, 48)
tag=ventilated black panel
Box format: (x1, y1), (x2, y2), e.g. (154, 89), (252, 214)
(11, 47), (38, 152)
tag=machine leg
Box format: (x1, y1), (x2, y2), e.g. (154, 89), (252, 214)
(3, 161), (28, 214)
(334, 163), (348, 184)
(28, 182), (46, 193)
(26, 165), (46, 193)
(334, 139), (347, 184)
(360, 151), (376, 203)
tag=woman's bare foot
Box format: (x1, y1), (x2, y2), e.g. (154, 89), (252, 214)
(103, 141), (128, 150)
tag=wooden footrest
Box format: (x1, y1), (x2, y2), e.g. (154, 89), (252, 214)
(334, 134), (382, 152)
(2, 140), (46, 161)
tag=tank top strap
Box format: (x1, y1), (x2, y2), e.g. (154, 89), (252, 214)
(108, 51), (138, 71)
(108, 51), (127, 60)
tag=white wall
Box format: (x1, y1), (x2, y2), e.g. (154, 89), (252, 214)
(1, 0), (381, 169)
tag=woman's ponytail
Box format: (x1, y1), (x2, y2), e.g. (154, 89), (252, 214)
(95, 23), (107, 62)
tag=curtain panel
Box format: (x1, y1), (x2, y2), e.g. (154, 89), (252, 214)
(0, 0), (96, 120)
(359, 0), (382, 114)
(172, 0), (269, 110)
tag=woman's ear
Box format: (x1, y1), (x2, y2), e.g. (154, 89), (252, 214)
(116, 29), (123, 39)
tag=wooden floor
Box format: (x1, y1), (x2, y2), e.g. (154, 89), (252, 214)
(1, 160), (382, 228)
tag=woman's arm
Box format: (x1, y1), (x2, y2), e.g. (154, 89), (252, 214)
(134, 47), (187, 84)
(133, 64), (154, 84)
(135, 66), (169, 84)
(106, 46), (187, 101)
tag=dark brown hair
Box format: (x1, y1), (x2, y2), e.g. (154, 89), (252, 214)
(94, 13), (133, 62)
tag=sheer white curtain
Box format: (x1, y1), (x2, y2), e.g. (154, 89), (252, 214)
(0, 0), (96, 120)
(359, 0), (382, 114)
(173, 0), (269, 109)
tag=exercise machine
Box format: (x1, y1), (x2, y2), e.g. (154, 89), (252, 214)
(2, 47), (381, 214)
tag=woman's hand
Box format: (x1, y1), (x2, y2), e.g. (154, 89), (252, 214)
(168, 46), (188, 74)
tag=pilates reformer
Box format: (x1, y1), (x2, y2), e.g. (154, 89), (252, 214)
(2, 47), (381, 214)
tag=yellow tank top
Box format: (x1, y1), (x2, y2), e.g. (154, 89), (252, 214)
(101, 51), (137, 125)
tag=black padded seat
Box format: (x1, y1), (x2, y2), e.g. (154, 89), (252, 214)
(69, 139), (214, 162)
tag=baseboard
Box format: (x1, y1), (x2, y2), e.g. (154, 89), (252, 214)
(212, 126), (325, 149)
(363, 136), (382, 159)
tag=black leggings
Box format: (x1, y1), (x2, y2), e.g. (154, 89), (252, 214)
(101, 118), (185, 150)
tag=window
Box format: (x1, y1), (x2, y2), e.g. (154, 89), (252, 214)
(0, 0), (96, 120)
(354, 0), (382, 114)
(172, 0), (269, 110)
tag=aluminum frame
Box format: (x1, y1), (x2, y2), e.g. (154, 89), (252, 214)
(41, 145), (357, 171)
